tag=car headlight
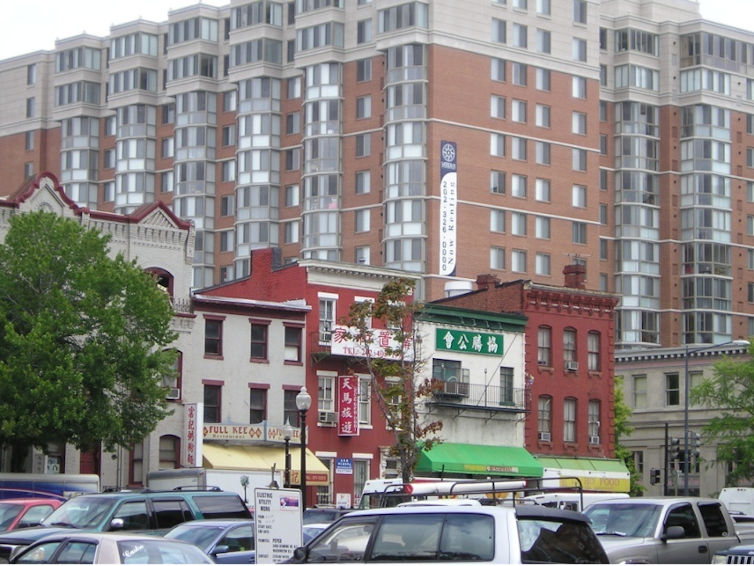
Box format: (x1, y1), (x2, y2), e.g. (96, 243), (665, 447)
(711, 555), (729, 565)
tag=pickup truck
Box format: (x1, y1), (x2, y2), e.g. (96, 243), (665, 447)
(583, 497), (749, 564)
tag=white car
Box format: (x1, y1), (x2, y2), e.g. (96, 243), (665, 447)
(9, 532), (213, 564)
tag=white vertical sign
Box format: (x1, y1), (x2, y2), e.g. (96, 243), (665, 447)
(439, 141), (457, 276)
(255, 487), (303, 564)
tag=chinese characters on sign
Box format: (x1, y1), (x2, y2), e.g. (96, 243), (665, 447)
(183, 402), (203, 467)
(439, 141), (457, 277)
(330, 325), (413, 361)
(435, 328), (505, 356)
(338, 375), (359, 437)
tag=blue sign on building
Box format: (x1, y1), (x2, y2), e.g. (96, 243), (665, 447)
(336, 458), (353, 475)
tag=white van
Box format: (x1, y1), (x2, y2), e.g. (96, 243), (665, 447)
(719, 487), (754, 516)
(522, 491), (629, 512)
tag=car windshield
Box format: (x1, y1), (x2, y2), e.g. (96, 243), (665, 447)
(584, 503), (662, 538)
(517, 517), (608, 563)
(41, 497), (116, 529)
(165, 525), (225, 549)
(117, 539), (212, 564)
(0, 504), (23, 531)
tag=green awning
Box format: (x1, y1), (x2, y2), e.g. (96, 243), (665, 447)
(536, 457), (629, 473)
(416, 443), (543, 477)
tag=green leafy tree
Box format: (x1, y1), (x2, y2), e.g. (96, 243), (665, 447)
(341, 277), (442, 482)
(691, 346), (754, 485)
(613, 376), (645, 495)
(0, 211), (178, 470)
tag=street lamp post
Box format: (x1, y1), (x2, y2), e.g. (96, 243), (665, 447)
(283, 418), (293, 489)
(296, 386), (312, 509)
(683, 339), (749, 495)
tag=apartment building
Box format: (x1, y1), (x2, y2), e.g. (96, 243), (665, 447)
(0, 0), (753, 351)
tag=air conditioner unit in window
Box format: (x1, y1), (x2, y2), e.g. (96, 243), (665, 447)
(318, 411), (337, 424)
(589, 435), (600, 444)
(165, 387), (181, 400)
(538, 432), (551, 442)
(565, 361), (579, 372)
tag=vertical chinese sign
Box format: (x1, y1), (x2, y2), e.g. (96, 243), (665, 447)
(338, 375), (359, 437)
(439, 140), (457, 277)
(183, 402), (203, 467)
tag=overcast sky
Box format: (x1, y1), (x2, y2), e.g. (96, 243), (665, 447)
(0, 0), (751, 61)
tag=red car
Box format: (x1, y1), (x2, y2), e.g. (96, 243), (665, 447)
(0, 499), (62, 532)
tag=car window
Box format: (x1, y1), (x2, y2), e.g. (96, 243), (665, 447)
(518, 518), (608, 564)
(192, 495), (250, 520)
(114, 500), (149, 530)
(438, 513), (494, 561)
(0, 504), (23, 531)
(17, 506), (56, 529)
(117, 539), (210, 564)
(15, 541), (64, 563)
(219, 525), (255, 552)
(307, 517), (377, 562)
(56, 541), (97, 564)
(664, 504), (701, 538)
(44, 497), (115, 529)
(167, 524), (224, 548)
(585, 504), (661, 537)
(370, 514), (443, 561)
(152, 498), (194, 530)
(698, 502), (730, 537)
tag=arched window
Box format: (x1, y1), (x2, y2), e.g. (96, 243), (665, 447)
(538, 396), (552, 442)
(159, 435), (181, 469)
(129, 442), (143, 486)
(563, 327), (577, 362)
(146, 267), (174, 298)
(588, 331), (601, 371)
(538, 326), (552, 366)
(564, 397), (577, 442)
(162, 350), (183, 401)
(588, 400), (601, 444)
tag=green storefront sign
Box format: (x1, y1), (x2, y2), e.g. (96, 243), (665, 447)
(435, 328), (504, 356)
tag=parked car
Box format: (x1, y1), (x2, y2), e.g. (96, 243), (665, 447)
(302, 507), (357, 525)
(583, 497), (751, 563)
(0, 488), (251, 562)
(165, 518), (255, 564)
(302, 523), (330, 544)
(8, 532), (213, 564)
(713, 540), (754, 564)
(0, 500), (61, 532)
(287, 500), (609, 564)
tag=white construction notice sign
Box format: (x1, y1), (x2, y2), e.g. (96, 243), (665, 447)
(254, 487), (303, 563)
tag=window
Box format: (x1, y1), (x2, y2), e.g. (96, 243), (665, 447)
(26, 98), (35, 118)
(284, 390), (301, 427)
(355, 246), (370, 265)
(512, 23), (527, 48)
(356, 133), (371, 157)
(535, 216), (550, 239)
(512, 63), (527, 86)
(536, 253), (551, 276)
(573, 221), (587, 244)
(573, 148), (587, 171)
(222, 124), (237, 146)
(492, 58), (506, 82)
(600, 100), (607, 121)
(356, 170), (370, 194)
(359, 377), (371, 425)
(588, 400), (600, 442)
(572, 76), (586, 98)
(492, 19), (506, 44)
(356, 96), (371, 119)
(563, 328), (576, 362)
(588, 332), (600, 371)
(600, 237), (608, 260)
(538, 396), (552, 439)
(319, 297), (336, 342)
(285, 325), (302, 362)
(250, 388), (267, 423)
(512, 250), (527, 272)
(537, 29), (551, 53)
(204, 318), (223, 356)
(535, 67), (550, 91)
(222, 160), (235, 182)
(512, 174), (527, 197)
(535, 142), (550, 165)
(285, 113), (299, 135)
(574, 0), (587, 23)
(284, 221), (299, 244)
(536, 178), (550, 202)
(573, 112), (587, 135)
(204, 384), (221, 423)
(357, 19), (372, 43)
(600, 134), (608, 155)
(666, 372), (680, 406)
(564, 398), (577, 442)
(512, 138), (527, 161)
(287, 76), (301, 99)
(491, 95), (506, 119)
(491, 133), (505, 157)
(220, 230), (234, 252)
(512, 212), (527, 236)
(572, 185), (587, 208)
(159, 435), (180, 469)
(634, 375), (647, 408)
(573, 38), (587, 61)
(25, 131), (34, 151)
(536, 104), (550, 127)
(221, 195), (235, 216)
(500, 367), (514, 405)
(512, 99), (526, 123)
(27, 63), (36, 85)
(491, 171), (505, 194)
(250, 322), (268, 360)
(491, 210), (505, 232)
(537, 0), (551, 15)
(24, 162), (33, 178)
(285, 185), (299, 207)
(355, 209), (370, 233)
(357, 59), (372, 82)
(538, 327), (551, 365)
(490, 247), (505, 270)
(319, 375), (335, 413)
(130, 442), (144, 486)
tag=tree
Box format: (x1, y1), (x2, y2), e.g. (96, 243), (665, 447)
(613, 376), (645, 496)
(341, 277), (442, 483)
(0, 211), (178, 470)
(691, 347), (754, 485)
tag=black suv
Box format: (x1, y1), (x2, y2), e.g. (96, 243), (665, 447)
(0, 488), (251, 562)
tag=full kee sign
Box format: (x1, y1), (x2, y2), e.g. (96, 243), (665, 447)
(338, 375), (359, 437)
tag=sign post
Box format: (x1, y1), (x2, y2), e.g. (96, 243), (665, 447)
(254, 487), (303, 563)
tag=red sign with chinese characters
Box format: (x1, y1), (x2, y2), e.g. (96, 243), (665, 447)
(338, 375), (359, 437)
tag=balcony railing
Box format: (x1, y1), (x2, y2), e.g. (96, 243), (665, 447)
(428, 380), (530, 413)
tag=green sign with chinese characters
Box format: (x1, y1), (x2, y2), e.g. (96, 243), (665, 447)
(435, 328), (504, 356)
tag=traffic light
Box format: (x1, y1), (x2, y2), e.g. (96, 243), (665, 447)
(650, 468), (661, 485)
(693, 432), (702, 459)
(669, 437), (681, 461)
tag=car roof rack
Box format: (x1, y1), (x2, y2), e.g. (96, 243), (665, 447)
(171, 485), (224, 492)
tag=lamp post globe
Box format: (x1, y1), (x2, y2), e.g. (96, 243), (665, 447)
(296, 387), (312, 509)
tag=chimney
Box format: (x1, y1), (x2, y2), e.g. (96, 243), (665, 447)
(476, 273), (500, 291)
(563, 264), (586, 289)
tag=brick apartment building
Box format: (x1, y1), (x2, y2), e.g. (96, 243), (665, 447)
(1, 0), (753, 351)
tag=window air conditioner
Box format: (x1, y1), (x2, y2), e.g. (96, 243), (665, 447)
(565, 361), (579, 372)
(165, 387), (181, 400)
(589, 435), (600, 444)
(318, 411), (337, 424)
(538, 432), (551, 442)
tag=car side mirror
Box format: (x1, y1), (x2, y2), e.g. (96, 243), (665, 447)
(292, 546), (308, 561)
(110, 518), (125, 531)
(661, 525), (685, 541)
(213, 545), (230, 555)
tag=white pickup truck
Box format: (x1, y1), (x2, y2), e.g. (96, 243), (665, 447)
(583, 497), (750, 564)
